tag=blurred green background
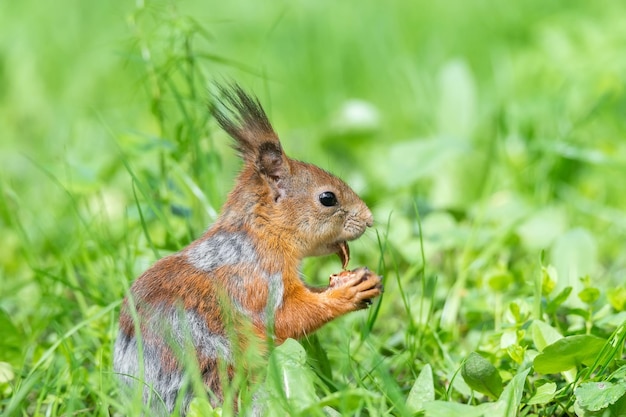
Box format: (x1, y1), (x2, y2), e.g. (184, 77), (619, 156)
(1, 0), (626, 414)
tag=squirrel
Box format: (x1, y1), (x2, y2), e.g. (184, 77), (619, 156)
(113, 84), (383, 415)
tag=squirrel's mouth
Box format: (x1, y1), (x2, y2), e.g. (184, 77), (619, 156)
(335, 241), (350, 270)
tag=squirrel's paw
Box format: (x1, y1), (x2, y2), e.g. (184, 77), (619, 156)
(328, 267), (383, 310)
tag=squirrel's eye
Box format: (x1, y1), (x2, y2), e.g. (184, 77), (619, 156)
(319, 191), (338, 207)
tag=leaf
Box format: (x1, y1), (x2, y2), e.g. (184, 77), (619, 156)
(301, 334), (333, 384)
(461, 352), (503, 399)
(575, 381), (626, 412)
(487, 269), (514, 292)
(547, 286), (573, 314)
(578, 287), (601, 305)
(487, 367), (531, 417)
(541, 265), (557, 296)
(266, 338), (319, 412)
(506, 344), (525, 365)
(187, 397), (217, 417)
(312, 388), (378, 413)
(611, 395), (626, 417)
(527, 382), (557, 405)
(531, 320), (563, 352)
(533, 335), (606, 374)
(607, 287), (626, 311)
(406, 364), (435, 414)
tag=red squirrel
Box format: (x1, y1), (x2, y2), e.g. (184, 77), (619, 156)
(113, 84), (383, 415)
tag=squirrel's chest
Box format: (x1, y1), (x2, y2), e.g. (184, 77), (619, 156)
(183, 230), (287, 317)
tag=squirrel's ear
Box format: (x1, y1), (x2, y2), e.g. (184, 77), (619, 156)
(258, 142), (286, 178)
(258, 141), (290, 201)
(211, 83), (290, 200)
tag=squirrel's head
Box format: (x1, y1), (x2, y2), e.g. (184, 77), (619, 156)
(212, 84), (373, 264)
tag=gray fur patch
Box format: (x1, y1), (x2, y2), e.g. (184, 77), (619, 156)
(263, 272), (285, 330)
(114, 330), (183, 416)
(113, 307), (232, 416)
(113, 330), (139, 384)
(144, 306), (232, 365)
(266, 273), (284, 314)
(163, 307), (232, 362)
(185, 232), (257, 272)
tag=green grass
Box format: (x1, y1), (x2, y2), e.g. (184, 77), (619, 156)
(2, 0), (626, 415)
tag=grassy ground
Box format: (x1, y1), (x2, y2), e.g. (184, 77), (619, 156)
(1, 0), (626, 415)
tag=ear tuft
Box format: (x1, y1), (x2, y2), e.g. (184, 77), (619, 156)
(211, 83), (290, 200)
(211, 83), (278, 162)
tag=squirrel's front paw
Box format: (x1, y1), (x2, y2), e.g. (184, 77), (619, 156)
(329, 267), (383, 309)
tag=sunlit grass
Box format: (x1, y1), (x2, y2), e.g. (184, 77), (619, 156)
(1, 0), (626, 416)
